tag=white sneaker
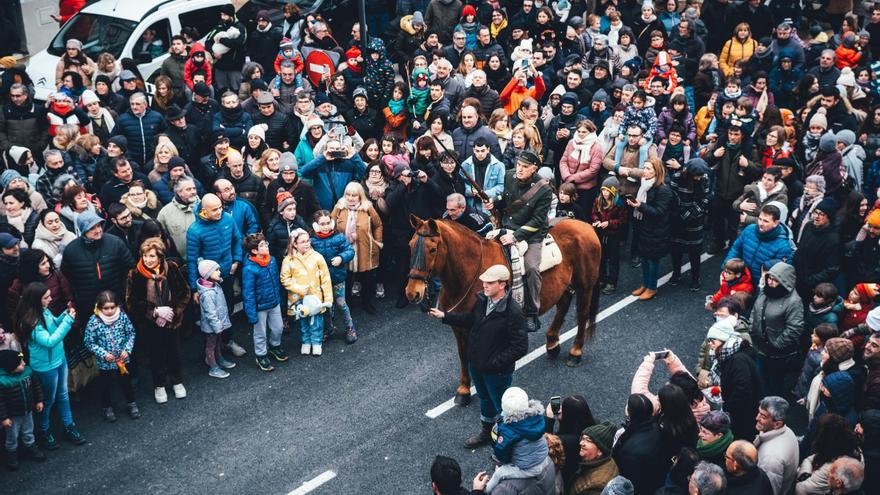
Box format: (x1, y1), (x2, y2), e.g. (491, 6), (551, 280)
(301, 344), (311, 355)
(172, 383), (187, 399)
(312, 345), (322, 356)
(226, 340), (247, 357)
(376, 283), (385, 298)
(154, 387), (168, 404)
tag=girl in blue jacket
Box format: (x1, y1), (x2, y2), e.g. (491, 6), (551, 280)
(14, 281), (85, 448)
(311, 210), (356, 343)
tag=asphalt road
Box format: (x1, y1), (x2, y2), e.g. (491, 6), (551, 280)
(6, 252), (729, 494)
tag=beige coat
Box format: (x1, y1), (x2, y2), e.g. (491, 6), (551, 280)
(330, 201), (383, 273)
(55, 56), (97, 89)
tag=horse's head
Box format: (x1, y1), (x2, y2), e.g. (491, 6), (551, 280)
(405, 215), (446, 304)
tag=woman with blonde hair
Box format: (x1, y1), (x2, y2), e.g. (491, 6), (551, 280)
(147, 139), (180, 186)
(92, 52), (120, 89)
(627, 158), (674, 301)
(719, 22), (757, 78)
(254, 148), (281, 188)
(51, 124), (80, 154)
(330, 182), (383, 314)
(502, 122), (543, 169)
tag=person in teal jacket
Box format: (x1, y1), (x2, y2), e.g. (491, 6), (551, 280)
(460, 137), (506, 216)
(14, 281), (85, 449)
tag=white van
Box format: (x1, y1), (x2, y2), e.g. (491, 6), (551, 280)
(26, 0), (232, 102)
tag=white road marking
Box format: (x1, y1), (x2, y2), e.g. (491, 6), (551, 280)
(425, 253), (714, 418)
(287, 470), (337, 495)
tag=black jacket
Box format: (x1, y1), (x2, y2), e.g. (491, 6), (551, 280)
(0, 100), (49, 158)
(165, 123), (202, 167)
(223, 166), (265, 210)
(263, 176), (320, 227)
(265, 214), (308, 262)
(719, 343), (763, 440)
(465, 84), (501, 118)
(99, 170), (152, 207)
(0, 368), (43, 421)
(247, 25), (282, 77)
(60, 234), (135, 312)
(253, 109), (294, 151)
(345, 106), (382, 142)
(793, 222), (841, 297)
(725, 467), (774, 495)
(634, 184), (675, 260)
(442, 291), (528, 375)
(613, 417), (668, 495)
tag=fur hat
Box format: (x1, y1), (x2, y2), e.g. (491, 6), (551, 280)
(276, 191), (297, 212)
(582, 421), (617, 455)
(809, 108), (828, 130)
(706, 318), (735, 342)
(501, 387), (529, 416)
(198, 259), (220, 279)
(0, 350), (22, 373)
(866, 305), (880, 331)
(825, 337), (854, 363)
(819, 132), (838, 153)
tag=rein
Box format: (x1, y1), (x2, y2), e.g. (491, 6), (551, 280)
(408, 227), (485, 313)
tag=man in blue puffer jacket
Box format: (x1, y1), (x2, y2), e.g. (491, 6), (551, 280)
(724, 203), (794, 290)
(187, 194), (246, 357)
(299, 139), (367, 210)
(215, 178), (260, 236)
(112, 93), (165, 167)
(241, 233), (286, 372)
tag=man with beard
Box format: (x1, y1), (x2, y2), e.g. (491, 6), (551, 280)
(205, 5), (248, 92)
(246, 11), (282, 81)
(215, 177), (260, 237)
(263, 152), (319, 225)
(157, 177), (198, 258)
(198, 133), (231, 191)
(160, 35), (189, 92)
(184, 82), (219, 142)
(105, 202), (144, 257)
(0, 84), (49, 162)
(769, 21), (804, 69)
(473, 26), (505, 70)
(221, 150), (265, 212)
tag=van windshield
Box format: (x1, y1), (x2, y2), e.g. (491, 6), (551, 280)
(47, 13), (137, 59)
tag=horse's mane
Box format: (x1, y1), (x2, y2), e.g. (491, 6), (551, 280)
(434, 218), (485, 241)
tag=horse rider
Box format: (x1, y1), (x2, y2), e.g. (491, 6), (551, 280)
(428, 264), (528, 448)
(484, 150), (552, 332)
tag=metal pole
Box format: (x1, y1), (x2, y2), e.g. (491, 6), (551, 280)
(358, 0), (369, 47)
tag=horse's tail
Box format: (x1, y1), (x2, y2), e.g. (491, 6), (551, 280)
(584, 278), (600, 342)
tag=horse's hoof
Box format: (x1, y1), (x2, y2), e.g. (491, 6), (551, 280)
(454, 393), (472, 406)
(546, 344), (561, 359)
(565, 355), (583, 367)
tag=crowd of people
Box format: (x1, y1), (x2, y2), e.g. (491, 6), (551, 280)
(0, 0), (879, 492)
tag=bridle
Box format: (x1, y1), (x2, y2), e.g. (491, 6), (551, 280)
(408, 227), (484, 312)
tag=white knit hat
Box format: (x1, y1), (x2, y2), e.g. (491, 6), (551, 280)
(81, 89), (99, 106)
(867, 306), (880, 331)
(706, 318), (735, 342)
(247, 123), (268, 141)
(198, 259), (220, 279)
(501, 387), (529, 416)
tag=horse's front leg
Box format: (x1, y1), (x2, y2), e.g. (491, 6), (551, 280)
(451, 326), (472, 405)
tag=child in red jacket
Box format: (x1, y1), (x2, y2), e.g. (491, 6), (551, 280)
(840, 283), (878, 351)
(592, 176), (627, 294)
(707, 258), (753, 310)
(183, 42), (213, 90)
(273, 38), (304, 78)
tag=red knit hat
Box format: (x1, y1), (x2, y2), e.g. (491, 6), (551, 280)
(346, 46), (361, 61)
(856, 283), (879, 302)
(462, 5), (477, 18)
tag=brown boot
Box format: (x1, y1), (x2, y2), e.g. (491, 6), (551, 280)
(463, 421), (494, 449)
(638, 289), (657, 300)
(631, 286), (646, 296)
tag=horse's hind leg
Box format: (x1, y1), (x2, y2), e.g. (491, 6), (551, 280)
(545, 290), (573, 359)
(566, 287), (593, 367)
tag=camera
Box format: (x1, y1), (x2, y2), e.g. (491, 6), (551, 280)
(654, 350), (670, 360)
(329, 150), (346, 159)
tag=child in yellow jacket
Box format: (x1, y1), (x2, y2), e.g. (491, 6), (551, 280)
(280, 229), (333, 356)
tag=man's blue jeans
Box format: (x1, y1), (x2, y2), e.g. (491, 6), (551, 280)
(469, 364), (513, 423)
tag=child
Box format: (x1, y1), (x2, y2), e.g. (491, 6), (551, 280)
(704, 99), (736, 144)
(658, 125), (691, 170)
(643, 50), (679, 95)
(455, 5), (479, 50)
(183, 42), (212, 90)
(486, 387), (550, 493)
(805, 283), (842, 338)
(695, 296), (753, 387)
(615, 90), (657, 178)
(241, 233), (287, 372)
(707, 258), (753, 310)
(556, 182), (587, 221)
(793, 323), (839, 401)
(840, 283), (878, 350)
(280, 229), (333, 356)
(311, 210), (357, 343)
(83, 291), (139, 422)
(408, 68), (431, 122)
(711, 96), (756, 156)
(0, 350), (45, 470)
(196, 259), (235, 379)
(272, 38), (304, 85)
(713, 78), (742, 118)
(592, 176), (626, 294)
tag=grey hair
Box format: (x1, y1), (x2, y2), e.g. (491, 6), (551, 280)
(279, 60), (296, 70)
(43, 149), (63, 162)
(472, 69), (486, 80)
(622, 84), (638, 93)
(691, 462), (726, 495)
(436, 58), (453, 71)
(821, 49), (836, 59)
(172, 177), (195, 193)
(831, 457), (864, 491)
(130, 92), (147, 104)
(9, 83), (26, 93)
(759, 396), (789, 423)
(446, 193), (466, 207)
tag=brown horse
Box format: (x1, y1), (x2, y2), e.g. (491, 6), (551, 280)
(405, 216), (602, 405)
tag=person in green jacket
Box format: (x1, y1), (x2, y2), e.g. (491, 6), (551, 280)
(14, 281), (85, 450)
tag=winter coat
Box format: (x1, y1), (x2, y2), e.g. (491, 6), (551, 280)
(83, 312), (135, 371)
(726, 467), (774, 495)
(212, 107), (252, 151)
(461, 155), (505, 214)
(841, 144), (866, 192)
(719, 341), (763, 440)
(264, 177), (319, 227)
(490, 460), (557, 495)
(299, 155), (367, 211)
(196, 280), (231, 334)
(669, 167), (710, 247)
(424, 0), (463, 43)
(613, 417), (668, 495)
(656, 108), (697, 144)
(27, 309), (75, 372)
(493, 400), (549, 467)
(156, 198), (196, 259)
(0, 209), (39, 247)
(706, 143), (761, 201)
(0, 366), (43, 421)
(364, 38), (396, 106)
(252, 109), (293, 151)
(755, 425), (800, 495)
(221, 197), (260, 237)
(247, 24), (282, 77)
(806, 150), (845, 195)
(30, 222), (75, 267)
(7, 270), (73, 326)
(633, 183), (674, 260)
(124, 260), (190, 332)
(796, 453), (864, 495)
(61, 234), (134, 313)
(452, 121), (502, 161)
(330, 201), (383, 272)
(732, 182), (789, 227)
(631, 354), (711, 421)
(559, 135), (604, 192)
(720, 36), (758, 77)
(724, 224), (794, 287)
(750, 262), (804, 358)
(709, 269), (754, 308)
(205, 19), (248, 71)
(280, 249), (333, 313)
(568, 456), (619, 495)
(113, 108), (166, 166)
(465, 84), (501, 117)
(185, 203), (243, 286)
(793, 223), (841, 296)
(311, 232), (355, 285)
(442, 291), (527, 375)
(0, 100), (49, 158)
(494, 169), (553, 244)
(242, 256), (282, 323)
(265, 214), (307, 262)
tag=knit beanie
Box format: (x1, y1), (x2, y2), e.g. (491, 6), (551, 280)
(108, 135), (128, 153)
(305, 114), (324, 131)
(462, 4), (477, 18)
(814, 197), (838, 218)
(167, 156), (187, 172)
(8, 147), (28, 167)
(76, 211), (104, 236)
(601, 476), (635, 495)
(836, 129), (856, 148)
(81, 90), (99, 106)
(247, 123), (267, 141)
(561, 92), (579, 107)
(501, 387), (529, 416)
(0, 350), (21, 372)
(0, 169), (23, 189)
(198, 259), (220, 279)
(601, 175), (619, 196)
(809, 108), (828, 130)
(346, 46), (361, 61)
(819, 132), (837, 153)
(855, 283), (878, 302)
(582, 421), (617, 455)
(412, 10), (425, 26)
(867, 305), (880, 331)
(280, 38), (294, 50)
(706, 318), (735, 342)
(277, 191), (297, 212)
(825, 337), (854, 363)
(279, 152), (298, 172)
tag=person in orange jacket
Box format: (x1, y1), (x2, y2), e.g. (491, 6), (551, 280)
(499, 62), (545, 116)
(835, 32), (863, 69)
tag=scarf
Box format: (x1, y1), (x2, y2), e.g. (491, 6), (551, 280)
(137, 259), (169, 307)
(34, 222), (75, 259)
(97, 306), (121, 326)
(5, 207), (29, 236)
(364, 175), (388, 199)
(344, 206), (359, 243)
(388, 97), (405, 116)
(220, 104), (244, 124)
(710, 334), (743, 384)
(758, 182), (782, 202)
(696, 431), (734, 461)
(490, 19), (508, 39)
(633, 177), (654, 220)
(250, 254), (270, 267)
(570, 133), (597, 165)
(315, 230), (334, 239)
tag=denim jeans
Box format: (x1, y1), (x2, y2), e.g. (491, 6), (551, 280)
(331, 282), (353, 329)
(642, 258), (660, 290)
(35, 361), (74, 431)
(4, 413), (35, 451)
(253, 305), (283, 356)
(468, 364), (513, 423)
(300, 314), (325, 346)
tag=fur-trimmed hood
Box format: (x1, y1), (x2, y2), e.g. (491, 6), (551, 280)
(503, 399), (545, 424)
